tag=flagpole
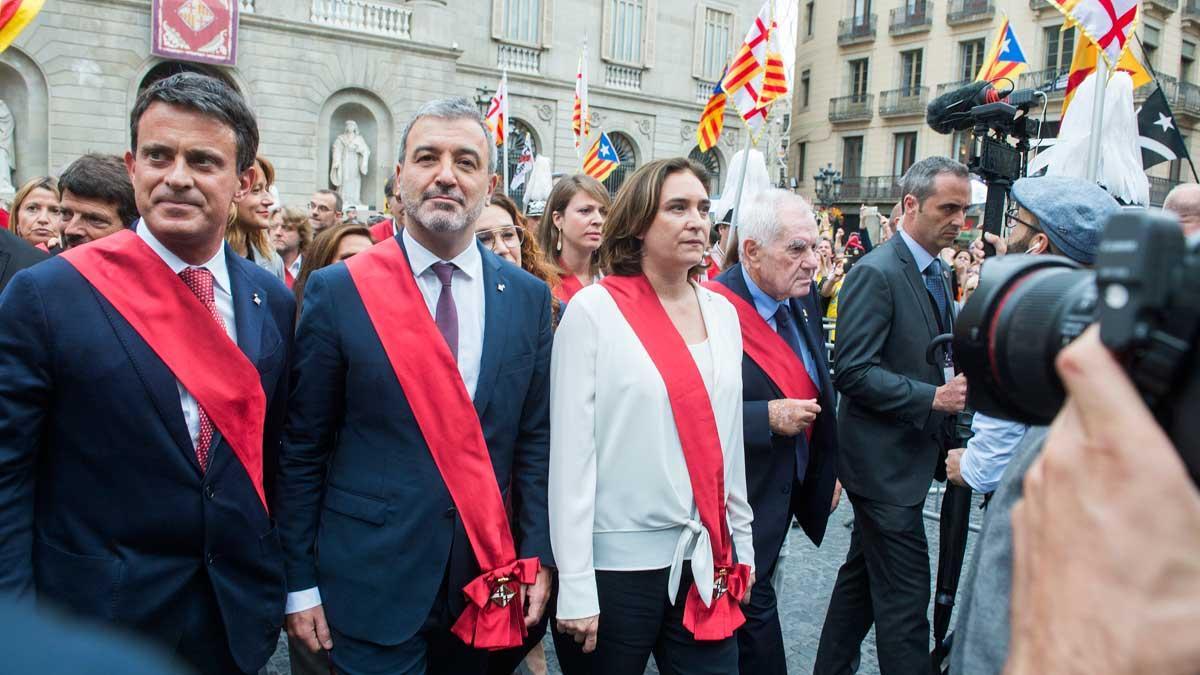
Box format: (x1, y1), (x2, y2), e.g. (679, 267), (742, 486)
(502, 72), (510, 197)
(1085, 56), (1108, 182)
(729, 130), (754, 232)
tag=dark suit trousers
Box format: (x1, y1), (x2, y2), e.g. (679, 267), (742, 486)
(814, 491), (930, 675)
(736, 549), (786, 675)
(171, 574), (245, 675)
(555, 565), (738, 675)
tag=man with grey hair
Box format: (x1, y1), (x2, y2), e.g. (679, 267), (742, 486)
(709, 189), (841, 674)
(1163, 182), (1200, 236)
(278, 97), (554, 674)
(814, 156), (970, 674)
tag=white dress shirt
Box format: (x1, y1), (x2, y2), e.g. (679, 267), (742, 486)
(287, 254), (302, 281)
(286, 229), (487, 614)
(960, 413), (1030, 493)
(549, 282), (755, 621)
(136, 221), (237, 450)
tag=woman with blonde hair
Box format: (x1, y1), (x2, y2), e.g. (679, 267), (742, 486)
(9, 176), (61, 251)
(536, 174), (610, 302)
(227, 155), (285, 282)
(550, 157), (754, 674)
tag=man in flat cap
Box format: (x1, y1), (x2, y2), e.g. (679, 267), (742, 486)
(948, 175), (1120, 675)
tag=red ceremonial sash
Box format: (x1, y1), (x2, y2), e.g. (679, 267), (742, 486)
(704, 280), (819, 441)
(60, 230), (268, 510)
(553, 268), (584, 303)
(599, 274), (752, 641)
(344, 237), (537, 650)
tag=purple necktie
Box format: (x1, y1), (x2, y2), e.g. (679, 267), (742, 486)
(431, 261), (459, 360)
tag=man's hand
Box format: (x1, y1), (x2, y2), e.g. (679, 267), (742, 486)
(982, 231), (1007, 256)
(1005, 327), (1200, 675)
(932, 374), (968, 413)
(285, 604), (333, 653)
(523, 566), (553, 627)
(946, 448), (967, 487)
(740, 572), (757, 606)
(557, 615), (599, 654)
(830, 479), (843, 513)
(768, 398), (821, 437)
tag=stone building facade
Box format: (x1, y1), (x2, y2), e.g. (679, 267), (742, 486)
(1, 0), (772, 209)
(787, 0), (1200, 216)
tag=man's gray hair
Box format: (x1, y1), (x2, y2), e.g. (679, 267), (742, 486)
(737, 188), (816, 247)
(899, 156), (969, 206)
(397, 97), (493, 168)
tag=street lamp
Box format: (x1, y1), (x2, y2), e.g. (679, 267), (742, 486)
(813, 163), (843, 209)
(473, 87), (492, 117)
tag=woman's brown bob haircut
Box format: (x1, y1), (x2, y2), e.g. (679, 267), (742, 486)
(599, 157), (710, 278)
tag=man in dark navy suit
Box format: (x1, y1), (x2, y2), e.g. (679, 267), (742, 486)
(710, 189), (840, 674)
(0, 73), (293, 674)
(0, 225), (48, 294)
(279, 98), (553, 675)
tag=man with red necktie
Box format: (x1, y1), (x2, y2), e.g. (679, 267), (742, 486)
(0, 73), (294, 675)
(278, 97), (553, 675)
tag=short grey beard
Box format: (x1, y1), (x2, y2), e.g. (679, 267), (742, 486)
(402, 191), (487, 234)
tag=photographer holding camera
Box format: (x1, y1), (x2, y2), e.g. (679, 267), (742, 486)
(945, 176), (1120, 494)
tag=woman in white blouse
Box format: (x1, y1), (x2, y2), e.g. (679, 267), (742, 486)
(549, 157), (755, 674)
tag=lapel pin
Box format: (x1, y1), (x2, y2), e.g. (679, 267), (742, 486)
(497, 283), (506, 292)
(252, 293), (261, 306)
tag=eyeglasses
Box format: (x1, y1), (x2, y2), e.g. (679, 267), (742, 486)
(308, 202), (333, 214)
(1005, 207), (1039, 233)
(476, 227), (524, 251)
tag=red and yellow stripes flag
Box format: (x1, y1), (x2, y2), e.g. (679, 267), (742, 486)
(1062, 29), (1151, 115)
(754, 23), (789, 111)
(722, 0), (771, 97)
(0, 0), (44, 53)
(573, 43), (589, 154)
(582, 132), (620, 183)
(696, 77), (727, 153)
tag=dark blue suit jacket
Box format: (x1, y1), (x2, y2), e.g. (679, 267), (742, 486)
(277, 238), (553, 646)
(0, 245), (294, 672)
(714, 265), (839, 574)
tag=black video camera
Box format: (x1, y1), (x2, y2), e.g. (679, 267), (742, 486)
(953, 211), (1200, 483)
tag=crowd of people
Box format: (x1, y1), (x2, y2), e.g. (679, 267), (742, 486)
(1, 70), (1199, 675)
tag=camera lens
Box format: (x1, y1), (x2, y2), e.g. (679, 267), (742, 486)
(953, 255), (1097, 425)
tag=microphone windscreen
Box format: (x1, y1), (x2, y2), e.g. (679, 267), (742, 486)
(926, 80), (990, 134)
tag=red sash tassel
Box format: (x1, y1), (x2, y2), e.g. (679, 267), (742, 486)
(61, 230), (268, 510)
(600, 274), (746, 641)
(345, 237), (534, 650)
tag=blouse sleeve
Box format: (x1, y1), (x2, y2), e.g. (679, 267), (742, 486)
(721, 303), (756, 572)
(548, 295), (602, 619)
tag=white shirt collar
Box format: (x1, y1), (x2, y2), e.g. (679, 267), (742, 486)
(897, 226), (938, 274)
(135, 218), (232, 295)
(402, 227), (483, 281)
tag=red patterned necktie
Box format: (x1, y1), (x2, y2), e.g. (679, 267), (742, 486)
(178, 267), (228, 471)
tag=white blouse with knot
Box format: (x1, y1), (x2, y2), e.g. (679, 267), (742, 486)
(548, 281), (755, 621)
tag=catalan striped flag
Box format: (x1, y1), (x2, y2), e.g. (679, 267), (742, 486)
(0, 0), (44, 53)
(975, 16), (1028, 84)
(582, 132), (620, 183)
(723, 1), (773, 135)
(696, 76), (727, 153)
(573, 42), (589, 155)
(754, 22), (788, 111)
(484, 71), (508, 147)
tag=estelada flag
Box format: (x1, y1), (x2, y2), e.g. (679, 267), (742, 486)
(0, 0), (44, 53)
(583, 132), (620, 183)
(975, 16), (1028, 84)
(696, 77), (727, 153)
(1062, 29), (1151, 116)
(1137, 86), (1191, 170)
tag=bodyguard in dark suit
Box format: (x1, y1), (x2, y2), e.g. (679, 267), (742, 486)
(279, 98), (553, 675)
(0, 73), (293, 674)
(708, 189), (840, 675)
(814, 157), (970, 674)
(0, 224), (48, 294)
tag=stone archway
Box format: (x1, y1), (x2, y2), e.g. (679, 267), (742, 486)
(318, 89), (394, 211)
(0, 47), (50, 193)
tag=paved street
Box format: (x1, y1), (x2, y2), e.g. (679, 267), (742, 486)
(266, 487), (985, 675)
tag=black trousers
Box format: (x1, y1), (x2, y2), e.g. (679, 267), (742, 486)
(171, 576), (246, 675)
(814, 492), (931, 675)
(556, 565), (739, 675)
(486, 579), (553, 675)
(736, 552), (786, 675)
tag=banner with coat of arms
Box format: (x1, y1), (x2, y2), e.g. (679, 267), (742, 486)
(151, 0), (238, 66)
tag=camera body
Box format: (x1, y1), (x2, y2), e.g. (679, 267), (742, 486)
(954, 211), (1200, 481)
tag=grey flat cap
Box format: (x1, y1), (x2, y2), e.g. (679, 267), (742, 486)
(1010, 176), (1119, 265)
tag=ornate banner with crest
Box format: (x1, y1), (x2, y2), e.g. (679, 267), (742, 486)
(151, 0), (238, 66)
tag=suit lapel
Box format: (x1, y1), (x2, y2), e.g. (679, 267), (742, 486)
(892, 236), (939, 340)
(719, 266), (783, 399)
(226, 248), (266, 366)
(0, 249), (10, 287)
(473, 245), (509, 418)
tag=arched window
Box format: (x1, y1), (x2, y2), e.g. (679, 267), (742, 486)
(688, 146), (723, 199)
(504, 118), (539, 210)
(606, 132), (639, 196)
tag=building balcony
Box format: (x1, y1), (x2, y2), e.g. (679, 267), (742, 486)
(1144, 0), (1178, 14)
(936, 79), (971, 96)
(947, 0), (994, 25)
(838, 175), (902, 202)
(1136, 74), (1177, 103)
(605, 63), (643, 92)
(889, 4), (932, 36)
(1150, 176), (1183, 207)
(829, 94), (875, 123)
(838, 15), (877, 46)
(496, 43), (541, 74)
(879, 87), (929, 117)
(309, 0), (412, 38)
(696, 79), (719, 105)
(1185, 0), (1200, 30)
(1178, 81), (1200, 117)
(1018, 67), (1069, 95)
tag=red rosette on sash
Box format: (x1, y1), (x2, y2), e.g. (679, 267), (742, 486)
(682, 562), (753, 640)
(452, 557), (540, 649)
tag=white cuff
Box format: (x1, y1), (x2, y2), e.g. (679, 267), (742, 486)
(286, 587), (322, 614)
(555, 569), (599, 620)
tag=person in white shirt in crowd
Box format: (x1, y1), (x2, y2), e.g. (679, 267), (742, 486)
(270, 205), (312, 289)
